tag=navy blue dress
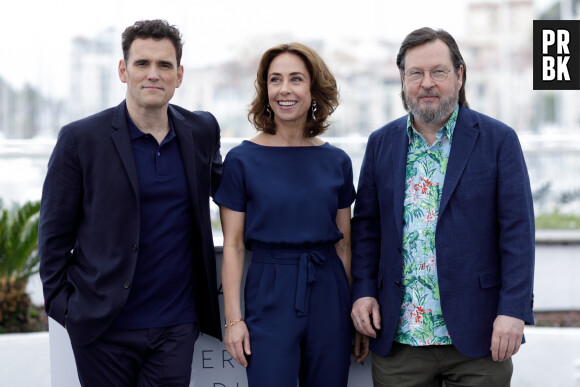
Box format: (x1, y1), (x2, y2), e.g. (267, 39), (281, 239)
(215, 140), (356, 387)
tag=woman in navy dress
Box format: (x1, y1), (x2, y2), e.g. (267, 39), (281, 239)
(215, 43), (369, 387)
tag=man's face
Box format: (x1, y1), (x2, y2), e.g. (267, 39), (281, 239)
(402, 39), (463, 127)
(118, 38), (183, 110)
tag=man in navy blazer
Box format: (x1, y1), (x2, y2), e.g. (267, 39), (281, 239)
(39, 20), (222, 386)
(351, 28), (535, 386)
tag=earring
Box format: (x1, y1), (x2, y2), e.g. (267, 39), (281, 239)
(266, 104), (273, 119)
(311, 99), (318, 121)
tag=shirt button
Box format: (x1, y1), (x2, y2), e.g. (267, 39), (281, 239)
(132, 244), (138, 252)
(123, 280), (131, 289)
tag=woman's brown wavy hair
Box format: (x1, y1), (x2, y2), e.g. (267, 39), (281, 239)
(248, 43), (339, 137)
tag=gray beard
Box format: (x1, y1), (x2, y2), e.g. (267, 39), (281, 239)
(406, 91), (458, 125)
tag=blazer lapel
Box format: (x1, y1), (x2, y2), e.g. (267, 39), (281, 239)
(439, 107), (479, 217)
(110, 101), (139, 198)
(170, 106), (200, 211)
(392, 122), (409, 239)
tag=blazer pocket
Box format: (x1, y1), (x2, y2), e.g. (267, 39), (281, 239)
(71, 248), (97, 275)
(460, 169), (494, 184)
(478, 268), (501, 288)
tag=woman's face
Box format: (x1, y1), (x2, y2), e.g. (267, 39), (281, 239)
(267, 52), (312, 128)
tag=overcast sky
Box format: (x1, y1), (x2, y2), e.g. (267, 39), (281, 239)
(3, 0), (554, 99)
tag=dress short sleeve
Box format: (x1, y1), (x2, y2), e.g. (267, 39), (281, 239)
(214, 149), (246, 212)
(338, 154), (356, 209)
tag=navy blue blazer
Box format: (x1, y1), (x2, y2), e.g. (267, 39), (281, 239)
(351, 106), (535, 358)
(39, 100), (223, 346)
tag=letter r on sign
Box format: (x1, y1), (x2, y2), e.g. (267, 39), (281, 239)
(558, 30), (570, 54)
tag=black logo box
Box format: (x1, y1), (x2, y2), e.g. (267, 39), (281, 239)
(533, 20), (580, 90)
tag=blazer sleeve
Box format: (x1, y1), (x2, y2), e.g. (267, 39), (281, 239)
(496, 128), (535, 324)
(208, 112), (223, 198)
(38, 126), (83, 327)
(351, 131), (382, 302)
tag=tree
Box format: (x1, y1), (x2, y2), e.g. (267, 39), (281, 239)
(0, 200), (41, 332)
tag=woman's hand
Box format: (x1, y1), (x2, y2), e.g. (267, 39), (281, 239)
(224, 320), (252, 367)
(220, 206), (250, 366)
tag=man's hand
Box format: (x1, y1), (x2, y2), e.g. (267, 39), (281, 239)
(490, 315), (524, 361)
(351, 297), (381, 338)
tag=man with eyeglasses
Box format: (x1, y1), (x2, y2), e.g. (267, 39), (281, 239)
(350, 27), (535, 386)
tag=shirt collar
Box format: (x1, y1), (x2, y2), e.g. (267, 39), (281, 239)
(406, 104), (459, 144)
(125, 108), (176, 142)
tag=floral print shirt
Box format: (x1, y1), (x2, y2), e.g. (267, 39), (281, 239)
(394, 105), (459, 346)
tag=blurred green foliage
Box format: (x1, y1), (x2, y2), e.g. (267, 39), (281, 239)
(535, 211), (580, 230)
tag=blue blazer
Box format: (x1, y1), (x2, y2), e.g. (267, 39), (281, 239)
(39, 101), (223, 346)
(351, 106), (535, 358)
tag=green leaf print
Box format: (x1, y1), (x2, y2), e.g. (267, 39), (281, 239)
(419, 159), (434, 177)
(439, 157), (449, 174)
(420, 243), (431, 259)
(412, 287), (428, 306)
(423, 313), (435, 337)
(418, 276), (438, 293)
(402, 250), (414, 264)
(402, 262), (417, 275)
(402, 230), (420, 248)
(421, 228), (436, 251)
(404, 206), (425, 225)
(397, 331), (416, 345)
(433, 336), (452, 345)
(431, 282), (442, 301)
(429, 151), (443, 166)
(428, 186), (441, 209)
(433, 313), (446, 329)
(406, 165), (418, 180)
(403, 275), (418, 288)
(408, 151), (424, 165)
(412, 328), (428, 343)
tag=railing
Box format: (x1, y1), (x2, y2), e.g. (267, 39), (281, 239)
(1, 135), (580, 214)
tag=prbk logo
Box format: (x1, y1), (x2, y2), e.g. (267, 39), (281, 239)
(533, 20), (580, 90)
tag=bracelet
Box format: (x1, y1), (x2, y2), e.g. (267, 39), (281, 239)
(225, 318), (243, 328)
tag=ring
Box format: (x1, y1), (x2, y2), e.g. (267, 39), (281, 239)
(361, 319), (366, 323)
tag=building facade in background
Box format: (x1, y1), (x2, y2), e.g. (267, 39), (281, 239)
(0, 0), (579, 217)
(0, 0), (578, 140)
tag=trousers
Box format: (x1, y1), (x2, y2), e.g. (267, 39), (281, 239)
(372, 342), (513, 387)
(244, 243), (352, 387)
(71, 322), (200, 387)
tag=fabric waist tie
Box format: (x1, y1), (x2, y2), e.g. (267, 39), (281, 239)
(250, 243), (335, 317)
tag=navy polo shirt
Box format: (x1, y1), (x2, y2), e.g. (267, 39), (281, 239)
(113, 110), (197, 329)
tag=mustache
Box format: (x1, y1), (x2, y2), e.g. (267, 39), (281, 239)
(417, 90), (440, 98)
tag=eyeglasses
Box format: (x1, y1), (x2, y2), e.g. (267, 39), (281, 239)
(401, 68), (452, 84)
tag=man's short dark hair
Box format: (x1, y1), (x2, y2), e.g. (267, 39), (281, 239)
(122, 19), (183, 65)
(396, 27), (469, 110)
